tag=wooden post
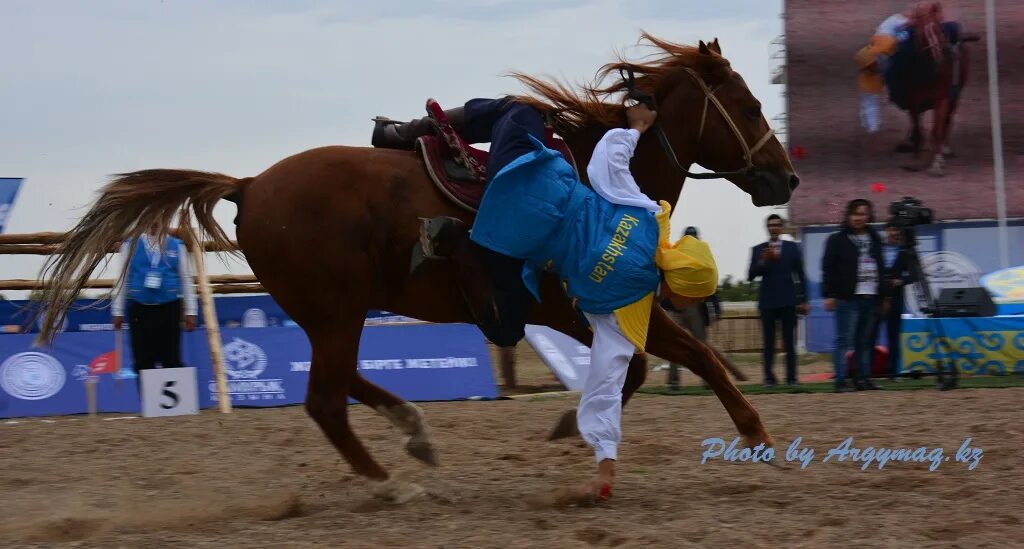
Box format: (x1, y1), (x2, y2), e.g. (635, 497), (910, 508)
(179, 219), (232, 413)
(85, 378), (97, 417)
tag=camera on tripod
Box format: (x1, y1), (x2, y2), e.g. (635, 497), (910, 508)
(889, 196), (933, 227)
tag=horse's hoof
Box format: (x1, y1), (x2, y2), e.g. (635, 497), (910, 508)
(547, 409), (580, 441)
(372, 479), (426, 504)
(406, 440), (440, 467)
(894, 142), (915, 153)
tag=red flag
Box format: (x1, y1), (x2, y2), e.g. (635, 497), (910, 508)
(89, 351), (118, 375)
(871, 182), (887, 193)
(790, 145), (806, 160)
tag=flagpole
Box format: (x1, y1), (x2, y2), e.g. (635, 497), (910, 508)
(986, 0), (1009, 269)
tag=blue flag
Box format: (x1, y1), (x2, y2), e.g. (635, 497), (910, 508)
(0, 178), (23, 234)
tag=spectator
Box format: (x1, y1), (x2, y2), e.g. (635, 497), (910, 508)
(822, 199), (888, 392)
(660, 227), (720, 390)
(111, 223), (198, 383)
(748, 214), (808, 387)
(873, 221), (919, 381)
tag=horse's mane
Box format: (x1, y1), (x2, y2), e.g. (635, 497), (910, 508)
(509, 32), (731, 133)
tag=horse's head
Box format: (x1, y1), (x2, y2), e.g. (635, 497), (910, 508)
(650, 38), (798, 207)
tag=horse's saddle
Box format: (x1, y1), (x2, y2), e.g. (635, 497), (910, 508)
(413, 99), (579, 212)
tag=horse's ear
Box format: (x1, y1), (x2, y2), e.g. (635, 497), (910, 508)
(710, 38), (722, 54)
(698, 40), (711, 56)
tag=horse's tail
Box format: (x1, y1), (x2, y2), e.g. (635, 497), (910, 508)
(31, 169), (245, 346)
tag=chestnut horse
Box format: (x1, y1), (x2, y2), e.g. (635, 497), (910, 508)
(892, 17), (974, 176)
(33, 35), (797, 502)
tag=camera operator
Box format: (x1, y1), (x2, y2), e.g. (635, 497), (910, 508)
(871, 220), (920, 381)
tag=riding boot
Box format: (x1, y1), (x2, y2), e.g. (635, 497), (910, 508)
(371, 105), (467, 151)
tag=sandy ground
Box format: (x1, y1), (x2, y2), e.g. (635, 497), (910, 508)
(3, 360), (1021, 548)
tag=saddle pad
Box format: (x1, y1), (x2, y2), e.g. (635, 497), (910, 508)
(416, 133), (580, 213)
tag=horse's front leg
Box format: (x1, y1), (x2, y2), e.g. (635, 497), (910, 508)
(644, 306), (773, 450)
(929, 99), (950, 176)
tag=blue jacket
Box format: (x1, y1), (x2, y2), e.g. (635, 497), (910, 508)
(470, 135), (661, 314)
(748, 240), (807, 309)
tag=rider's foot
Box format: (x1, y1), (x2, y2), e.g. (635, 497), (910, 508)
(579, 459), (616, 503)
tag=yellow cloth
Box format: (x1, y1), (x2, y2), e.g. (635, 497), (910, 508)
(613, 292), (655, 351)
(610, 200), (719, 351)
(654, 201), (718, 298)
(855, 45), (884, 93)
(871, 34), (899, 56)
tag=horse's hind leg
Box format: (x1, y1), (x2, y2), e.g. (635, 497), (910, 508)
(351, 373), (439, 466)
(305, 321), (424, 504)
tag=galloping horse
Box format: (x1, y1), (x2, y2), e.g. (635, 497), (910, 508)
(32, 35), (798, 502)
(888, 12), (974, 176)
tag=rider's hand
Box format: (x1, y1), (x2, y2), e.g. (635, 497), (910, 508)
(626, 103), (657, 134)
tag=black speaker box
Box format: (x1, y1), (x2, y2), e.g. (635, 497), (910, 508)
(932, 287), (996, 318)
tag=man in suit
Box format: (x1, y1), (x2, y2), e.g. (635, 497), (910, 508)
(873, 220), (918, 380)
(748, 214), (808, 387)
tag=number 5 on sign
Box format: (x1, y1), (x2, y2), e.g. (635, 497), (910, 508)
(140, 368), (199, 418)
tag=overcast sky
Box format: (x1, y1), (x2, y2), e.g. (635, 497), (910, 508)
(1, 0), (785, 296)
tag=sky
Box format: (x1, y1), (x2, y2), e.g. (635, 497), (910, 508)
(0, 0), (786, 297)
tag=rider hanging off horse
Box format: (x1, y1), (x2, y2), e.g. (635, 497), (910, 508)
(859, 0), (979, 176)
(372, 95), (719, 500)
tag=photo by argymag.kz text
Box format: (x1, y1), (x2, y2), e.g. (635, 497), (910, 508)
(700, 436), (983, 471)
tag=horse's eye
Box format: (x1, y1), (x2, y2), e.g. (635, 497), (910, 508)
(746, 107), (761, 120)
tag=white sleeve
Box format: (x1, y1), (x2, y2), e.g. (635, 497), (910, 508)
(585, 128), (661, 212)
(178, 242), (198, 316)
(110, 241), (130, 317)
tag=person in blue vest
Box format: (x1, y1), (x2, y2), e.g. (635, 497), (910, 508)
(411, 98), (718, 502)
(111, 222), (198, 377)
(747, 214), (808, 387)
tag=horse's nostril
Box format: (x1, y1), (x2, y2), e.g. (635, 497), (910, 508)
(788, 174), (800, 190)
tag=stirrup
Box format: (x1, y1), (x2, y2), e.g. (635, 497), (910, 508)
(409, 216), (466, 275)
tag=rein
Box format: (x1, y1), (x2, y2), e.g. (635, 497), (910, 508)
(619, 67), (774, 180)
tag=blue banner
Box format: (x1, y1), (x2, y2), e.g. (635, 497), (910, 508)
(0, 294), (414, 334)
(0, 178), (23, 234)
(901, 316), (1024, 376)
(0, 323), (497, 418)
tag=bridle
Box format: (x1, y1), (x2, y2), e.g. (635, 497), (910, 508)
(619, 66), (775, 180)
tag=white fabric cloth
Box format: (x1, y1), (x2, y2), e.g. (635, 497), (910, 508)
(860, 93), (881, 133)
(586, 128), (661, 212)
(111, 236), (198, 317)
(577, 312), (636, 463)
(850, 233), (878, 296)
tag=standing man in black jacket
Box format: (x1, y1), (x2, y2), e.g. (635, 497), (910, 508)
(821, 199), (889, 392)
(748, 214), (808, 387)
(872, 220), (919, 380)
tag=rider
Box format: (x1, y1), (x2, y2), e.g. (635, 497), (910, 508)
(375, 97), (718, 500)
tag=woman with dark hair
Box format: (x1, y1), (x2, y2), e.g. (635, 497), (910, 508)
(821, 199), (889, 392)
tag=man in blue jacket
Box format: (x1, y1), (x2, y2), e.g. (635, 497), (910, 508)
(747, 214), (807, 387)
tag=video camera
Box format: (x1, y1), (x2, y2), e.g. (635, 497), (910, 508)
(889, 196), (933, 227)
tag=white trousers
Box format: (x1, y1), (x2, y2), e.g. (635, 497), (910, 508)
(860, 93), (881, 134)
(578, 312), (636, 463)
